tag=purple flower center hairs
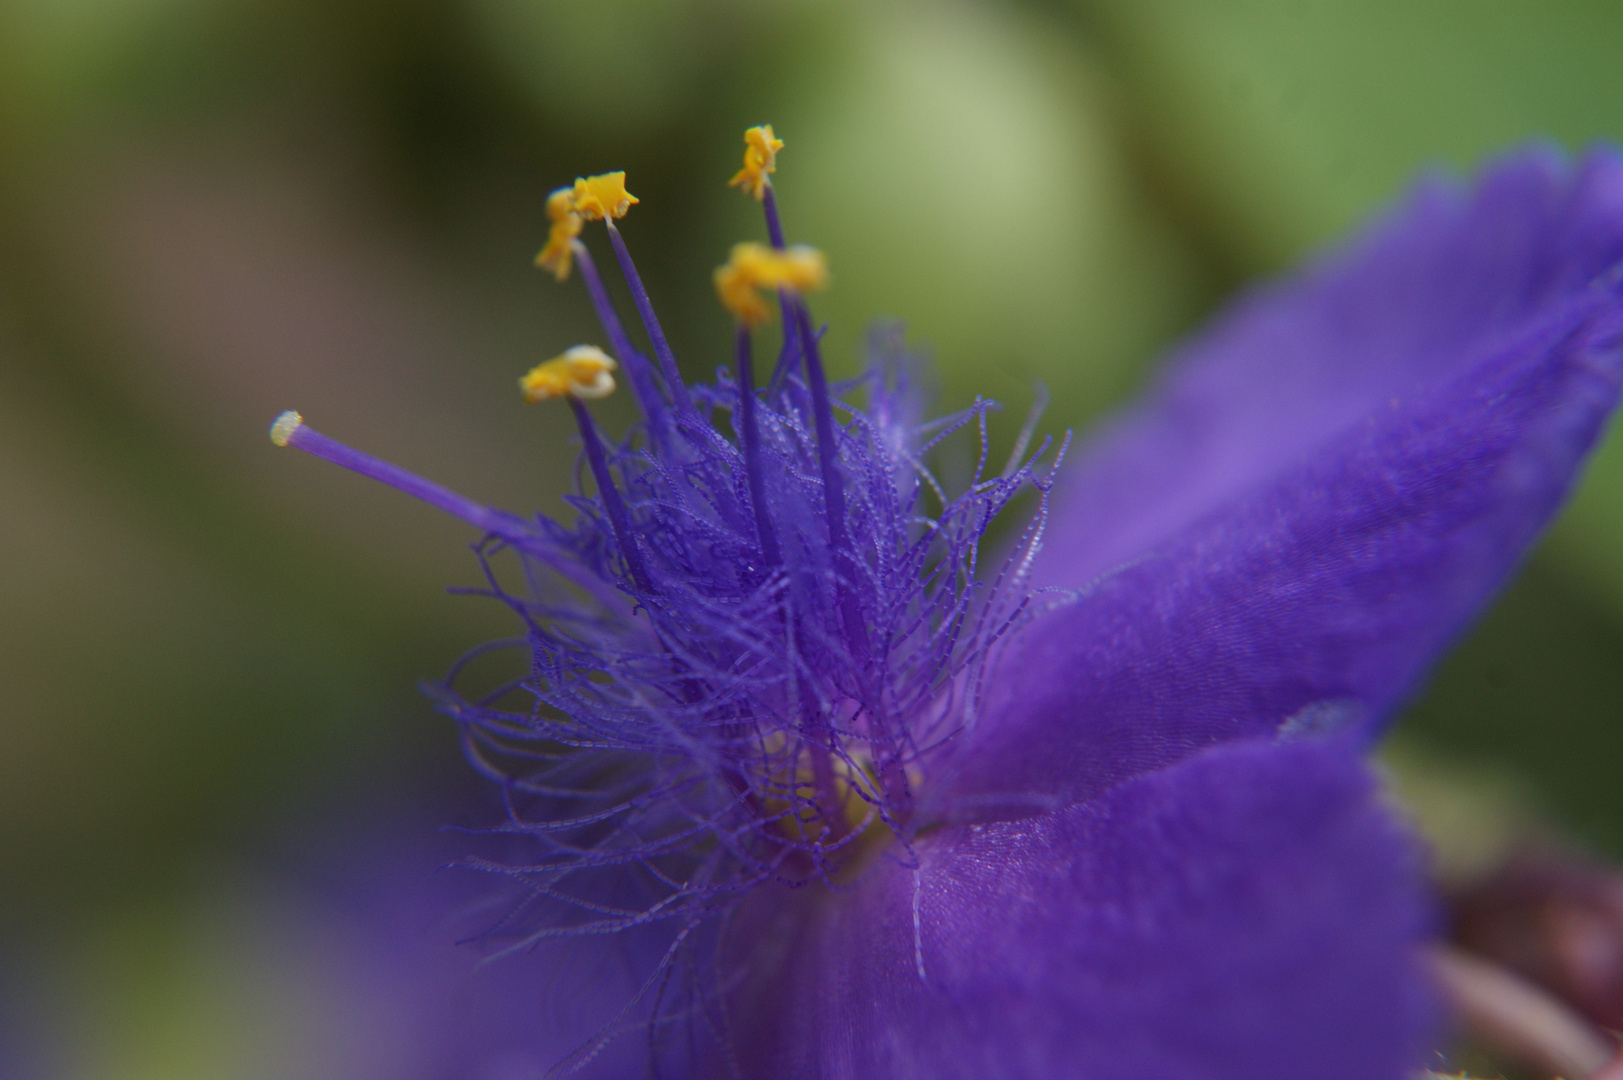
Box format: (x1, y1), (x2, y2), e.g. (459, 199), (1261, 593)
(271, 130), (1623, 1080)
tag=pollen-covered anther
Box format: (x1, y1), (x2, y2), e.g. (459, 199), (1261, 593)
(713, 262), (772, 327)
(728, 124), (784, 201)
(535, 187), (584, 281)
(570, 172), (638, 222)
(269, 409), (304, 447)
(714, 241), (828, 325)
(520, 345), (618, 403)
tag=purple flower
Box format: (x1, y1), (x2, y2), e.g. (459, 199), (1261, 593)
(272, 135), (1623, 1078)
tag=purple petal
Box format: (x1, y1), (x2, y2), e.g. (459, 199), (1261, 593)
(945, 148), (1623, 812)
(277, 812), (672, 1080)
(726, 738), (1434, 1080)
(1040, 146), (1623, 588)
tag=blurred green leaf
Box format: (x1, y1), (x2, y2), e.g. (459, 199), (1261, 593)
(1083, 0), (1623, 272)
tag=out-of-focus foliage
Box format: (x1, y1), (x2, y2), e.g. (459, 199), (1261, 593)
(2, 1), (1622, 1077)
(1081, 1), (1623, 270)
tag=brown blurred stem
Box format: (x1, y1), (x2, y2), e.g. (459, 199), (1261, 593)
(1450, 845), (1623, 1030)
(1430, 944), (1618, 1078)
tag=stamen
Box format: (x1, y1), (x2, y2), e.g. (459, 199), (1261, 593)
(754, 243), (829, 292)
(765, 317), (810, 401)
(761, 184), (788, 250)
(519, 345), (617, 403)
(516, 346), (646, 590)
(714, 261), (772, 327)
(569, 241), (665, 426)
(733, 325), (780, 567)
(535, 187), (583, 281)
(762, 188), (795, 390)
(724, 127), (793, 382)
(569, 172), (638, 222)
(539, 170), (689, 416)
(268, 411), (528, 540)
(710, 235), (838, 580)
(728, 124), (783, 202)
(604, 221), (694, 415)
(713, 241), (829, 402)
(791, 299), (870, 659)
(566, 395), (651, 593)
(712, 242), (827, 327)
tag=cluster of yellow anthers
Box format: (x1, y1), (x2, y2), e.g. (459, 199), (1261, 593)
(524, 125), (824, 408)
(713, 242), (829, 327)
(728, 124), (783, 201)
(519, 345), (618, 404)
(534, 171), (639, 282)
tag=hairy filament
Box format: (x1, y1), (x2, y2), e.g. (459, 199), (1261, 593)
(605, 222), (694, 416)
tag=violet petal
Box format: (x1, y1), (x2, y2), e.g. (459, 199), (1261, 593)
(1039, 147), (1623, 588)
(728, 738), (1434, 1080)
(946, 149), (1623, 815)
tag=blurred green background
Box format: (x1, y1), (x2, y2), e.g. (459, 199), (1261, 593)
(2, 1), (1622, 1075)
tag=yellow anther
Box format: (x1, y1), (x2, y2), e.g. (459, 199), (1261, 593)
(728, 125), (784, 200)
(535, 187), (584, 281)
(520, 345), (618, 403)
(714, 241), (828, 325)
(570, 172), (638, 222)
(752, 243), (828, 292)
(714, 262), (773, 327)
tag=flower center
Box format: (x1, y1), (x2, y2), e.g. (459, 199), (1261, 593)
(269, 125), (1066, 922)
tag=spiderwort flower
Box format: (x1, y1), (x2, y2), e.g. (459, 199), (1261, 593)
(270, 130), (1623, 1079)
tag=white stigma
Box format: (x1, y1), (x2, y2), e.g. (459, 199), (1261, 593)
(269, 410), (304, 447)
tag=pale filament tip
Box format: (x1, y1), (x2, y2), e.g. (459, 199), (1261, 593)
(270, 410), (304, 447)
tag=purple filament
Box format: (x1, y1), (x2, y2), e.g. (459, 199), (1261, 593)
(761, 184), (787, 250)
(760, 184), (799, 397)
(568, 395), (651, 593)
(605, 221), (694, 416)
(791, 301), (850, 553)
(792, 297), (870, 661)
(572, 240), (665, 427)
(734, 325), (781, 567)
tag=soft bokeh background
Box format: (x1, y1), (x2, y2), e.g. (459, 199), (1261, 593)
(3, 1), (1622, 1075)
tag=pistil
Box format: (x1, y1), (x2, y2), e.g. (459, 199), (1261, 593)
(268, 411), (528, 541)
